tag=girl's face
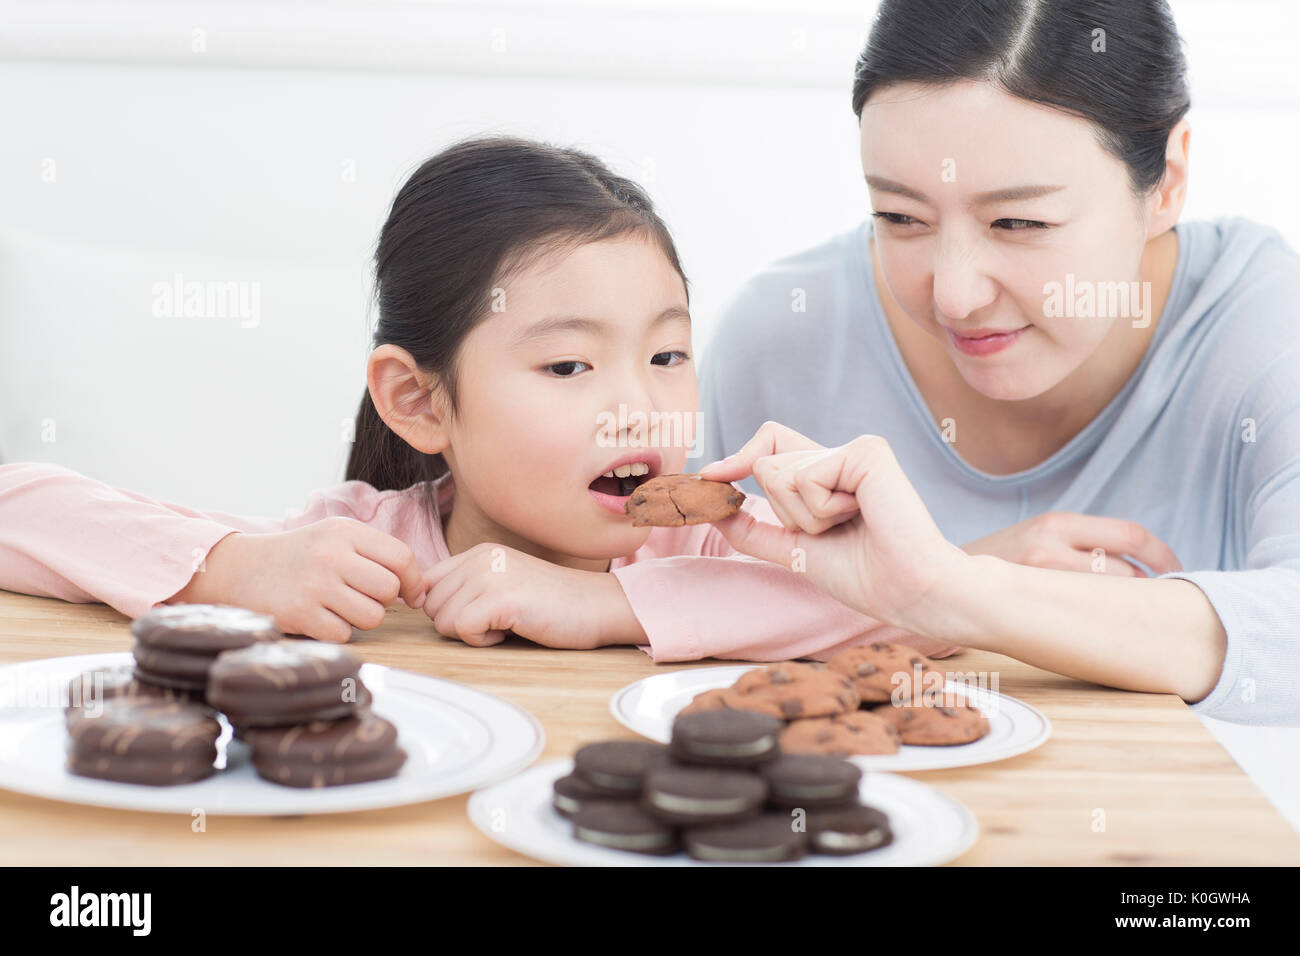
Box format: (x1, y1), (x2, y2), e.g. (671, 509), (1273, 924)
(438, 233), (696, 561)
(860, 79), (1170, 401)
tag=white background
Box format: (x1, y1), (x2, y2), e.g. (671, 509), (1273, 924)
(1, 0), (1298, 836)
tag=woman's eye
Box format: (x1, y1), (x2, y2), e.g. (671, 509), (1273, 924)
(872, 211), (919, 227)
(544, 360), (591, 377)
(651, 350), (690, 367)
(993, 218), (1049, 231)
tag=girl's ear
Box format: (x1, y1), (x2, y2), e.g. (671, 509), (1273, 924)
(367, 344), (452, 455)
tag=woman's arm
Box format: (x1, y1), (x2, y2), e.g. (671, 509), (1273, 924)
(897, 554), (1227, 702)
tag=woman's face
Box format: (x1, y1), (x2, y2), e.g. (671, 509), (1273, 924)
(439, 233), (696, 561)
(860, 79), (1161, 401)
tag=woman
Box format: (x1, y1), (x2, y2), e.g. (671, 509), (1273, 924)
(697, 0), (1300, 725)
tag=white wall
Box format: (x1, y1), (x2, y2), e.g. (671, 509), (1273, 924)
(1, 0), (1298, 831)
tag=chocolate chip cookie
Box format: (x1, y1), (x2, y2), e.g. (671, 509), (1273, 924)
(624, 473), (745, 527)
(826, 641), (939, 704)
(721, 662), (860, 720)
(778, 710), (902, 756)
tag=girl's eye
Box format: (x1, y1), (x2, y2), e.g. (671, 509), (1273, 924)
(872, 211), (919, 227)
(651, 350), (690, 367)
(543, 360), (591, 377)
(993, 218), (1049, 231)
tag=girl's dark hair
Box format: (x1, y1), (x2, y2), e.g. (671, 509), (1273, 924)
(851, 0), (1190, 195)
(345, 135), (688, 516)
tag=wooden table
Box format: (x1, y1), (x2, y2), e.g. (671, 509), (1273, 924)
(1, 590), (1296, 866)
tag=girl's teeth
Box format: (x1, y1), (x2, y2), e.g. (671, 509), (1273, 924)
(604, 462), (651, 480)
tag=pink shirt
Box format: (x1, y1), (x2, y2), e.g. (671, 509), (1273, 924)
(0, 462), (961, 662)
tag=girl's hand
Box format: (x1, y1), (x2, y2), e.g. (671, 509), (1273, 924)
(169, 517), (426, 643)
(699, 421), (968, 632)
(418, 543), (624, 650)
(961, 512), (1182, 577)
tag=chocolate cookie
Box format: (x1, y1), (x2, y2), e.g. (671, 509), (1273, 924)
(572, 800), (680, 856)
(720, 662), (860, 720)
(806, 804), (893, 855)
(241, 712), (406, 788)
(130, 603), (280, 693)
(65, 664), (198, 724)
(757, 754), (863, 810)
(553, 772), (630, 819)
(678, 688), (731, 716)
(870, 699), (990, 745)
(207, 640), (370, 728)
(826, 641), (938, 704)
(624, 473), (745, 527)
(669, 710), (784, 767)
(573, 740), (674, 795)
(778, 711), (902, 756)
(66, 698), (221, 786)
(683, 812), (808, 863)
(642, 766), (768, 826)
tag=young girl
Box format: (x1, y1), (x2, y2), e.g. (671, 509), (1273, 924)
(0, 135), (959, 664)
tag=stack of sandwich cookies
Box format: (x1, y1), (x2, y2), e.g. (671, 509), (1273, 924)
(131, 604), (280, 695)
(209, 640), (403, 788)
(207, 640), (372, 729)
(66, 699), (222, 786)
(557, 710), (893, 862)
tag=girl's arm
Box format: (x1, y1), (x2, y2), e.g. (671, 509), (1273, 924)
(0, 462), (421, 622)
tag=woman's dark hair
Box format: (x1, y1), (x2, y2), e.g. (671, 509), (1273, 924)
(345, 135), (687, 519)
(851, 0), (1190, 195)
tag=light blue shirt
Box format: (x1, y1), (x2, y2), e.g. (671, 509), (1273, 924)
(696, 216), (1300, 726)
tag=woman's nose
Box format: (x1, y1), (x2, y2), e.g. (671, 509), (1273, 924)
(932, 231), (998, 322)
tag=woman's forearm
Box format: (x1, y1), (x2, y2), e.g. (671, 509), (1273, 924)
(904, 554), (1228, 703)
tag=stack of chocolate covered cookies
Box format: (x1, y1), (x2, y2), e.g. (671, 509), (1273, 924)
(64, 603), (406, 789)
(681, 645), (991, 754)
(554, 710), (893, 862)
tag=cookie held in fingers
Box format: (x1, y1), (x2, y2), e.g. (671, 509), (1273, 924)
(720, 662), (860, 720)
(778, 710), (902, 756)
(624, 473), (745, 527)
(242, 712), (407, 788)
(207, 640), (370, 728)
(826, 642), (939, 704)
(869, 699), (990, 745)
(66, 699), (222, 786)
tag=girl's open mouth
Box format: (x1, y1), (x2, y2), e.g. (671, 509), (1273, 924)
(588, 456), (660, 515)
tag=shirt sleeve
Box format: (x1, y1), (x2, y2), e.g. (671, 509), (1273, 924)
(611, 492), (964, 664)
(0, 462), (394, 621)
(1158, 348), (1300, 726)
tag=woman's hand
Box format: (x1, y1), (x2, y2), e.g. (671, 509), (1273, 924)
(961, 512), (1182, 577)
(168, 517), (426, 642)
(699, 421), (969, 631)
(418, 543), (634, 649)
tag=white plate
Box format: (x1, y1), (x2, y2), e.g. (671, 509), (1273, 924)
(468, 759), (978, 866)
(0, 651), (544, 815)
(610, 665), (1051, 772)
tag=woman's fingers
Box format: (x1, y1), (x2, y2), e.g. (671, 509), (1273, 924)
(698, 421), (827, 482)
(709, 510), (805, 567)
(1052, 513), (1182, 574)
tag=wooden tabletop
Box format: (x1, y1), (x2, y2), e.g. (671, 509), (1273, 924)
(1, 590), (1296, 866)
